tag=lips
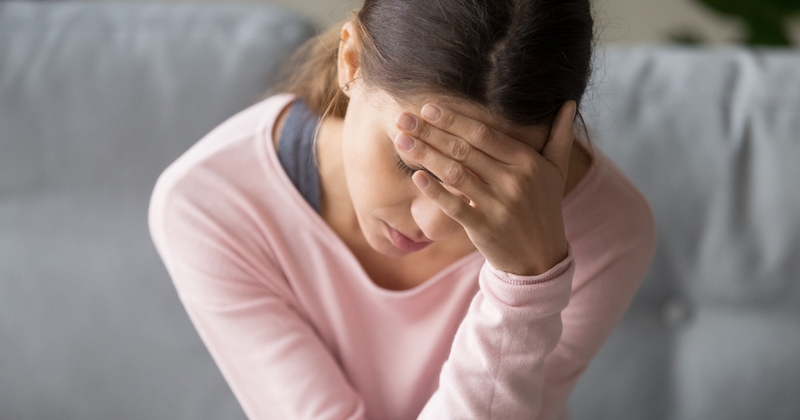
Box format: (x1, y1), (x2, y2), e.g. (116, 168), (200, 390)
(395, 227), (430, 244)
(384, 222), (432, 252)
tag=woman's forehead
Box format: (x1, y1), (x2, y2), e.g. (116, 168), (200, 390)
(369, 88), (548, 143)
(369, 88), (500, 126)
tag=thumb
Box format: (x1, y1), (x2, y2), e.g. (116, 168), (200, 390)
(541, 100), (577, 182)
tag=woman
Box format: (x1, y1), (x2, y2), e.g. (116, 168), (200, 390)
(149, 0), (657, 419)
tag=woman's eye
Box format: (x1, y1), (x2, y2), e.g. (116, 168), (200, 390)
(394, 155), (443, 183)
(394, 155), (417, 177)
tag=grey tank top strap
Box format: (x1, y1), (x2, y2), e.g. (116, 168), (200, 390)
(277, 98), (321, 213)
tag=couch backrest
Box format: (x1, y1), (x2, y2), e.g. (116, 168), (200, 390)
(570, 46), (800, 420)
(0, 2), (314, 419)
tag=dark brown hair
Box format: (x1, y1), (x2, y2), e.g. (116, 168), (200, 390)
(267, 0), (594, 133)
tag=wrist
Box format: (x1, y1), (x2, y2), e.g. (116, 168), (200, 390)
(514, 240), (569, 276)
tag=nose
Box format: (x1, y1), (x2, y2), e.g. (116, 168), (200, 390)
(410, 193), (461, 241)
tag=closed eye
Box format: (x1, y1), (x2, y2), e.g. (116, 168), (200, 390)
(394, 155), (416, 176)
(394, 155), (442, 183)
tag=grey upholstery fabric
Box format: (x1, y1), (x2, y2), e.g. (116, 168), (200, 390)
(570, 47), (800, 420)
(1, 1), (799, 419)
(0, 2), (314, 419)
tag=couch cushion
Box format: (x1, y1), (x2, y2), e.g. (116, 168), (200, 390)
(0, 2), (314, 419)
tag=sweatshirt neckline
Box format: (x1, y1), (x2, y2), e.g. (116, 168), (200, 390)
(256, 93), (485, 298)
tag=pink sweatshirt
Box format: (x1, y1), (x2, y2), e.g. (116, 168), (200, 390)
(148, 93), (657, 420)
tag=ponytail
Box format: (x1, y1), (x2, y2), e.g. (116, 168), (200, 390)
(265, 18), (352, 120)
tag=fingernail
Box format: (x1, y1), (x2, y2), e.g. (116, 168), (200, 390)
(421, 104), (441, 121)
(396, 113), (417, 131)
(396, 133), (415, 151)
(414, 173), (429, 189)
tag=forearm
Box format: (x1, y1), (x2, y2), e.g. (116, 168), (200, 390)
(418, 250), (575, 419)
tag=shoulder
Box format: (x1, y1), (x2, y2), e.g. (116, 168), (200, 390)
(148, 93), (297, 260)
(150, 93), (296, 207)
(147, 94), (306, 304)
(157, 92), (295, 187)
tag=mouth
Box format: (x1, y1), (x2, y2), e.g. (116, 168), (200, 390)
(384, 222), (432, 252)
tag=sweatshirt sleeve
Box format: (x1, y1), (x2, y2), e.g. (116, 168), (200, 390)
(418, 155), (658, 420)
(417, 250), (576, 419)
(148, 170), (370, 420)
(536, 181), (658, 420)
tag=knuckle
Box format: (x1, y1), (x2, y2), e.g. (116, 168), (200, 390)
(418, 122), (432, 139)
(508, 183), (525, 202)
(499, 173), (526, 202)
(525, 159), (540, 178)
(449, 139), (470, 161)
(510, 176), (537, 204)
(516, 153), (539, 177)
(443, 165), (467, 187)
(496, 205), (513, 225)
(473, 123), (492, 144)
(414, 143), (428, 160)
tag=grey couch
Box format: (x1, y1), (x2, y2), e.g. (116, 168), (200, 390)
(1, 1), (798, 419)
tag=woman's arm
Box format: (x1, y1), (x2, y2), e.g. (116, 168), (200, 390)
(420, 252), (576, 419)
(149, 173), (369, 420)
(150, 165), (579, 420)
(538, 157), (659, 419)
(422, 161), (656, 419)
(152, 168), (576, 420)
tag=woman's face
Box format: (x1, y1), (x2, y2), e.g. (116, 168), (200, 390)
(334, 21), (548, 259)
(339, 86), (470, 258)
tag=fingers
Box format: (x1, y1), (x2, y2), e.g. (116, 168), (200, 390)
(541, 100), (577, 182)
(395, 112), (497, 181)
(395, 112), (476, 164)
(410, 170), (483, 229)
(394, 132), (493, 205)
(405, 104), (528, 165)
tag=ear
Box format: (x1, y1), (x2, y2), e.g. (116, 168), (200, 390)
(337, 21), (361, 98)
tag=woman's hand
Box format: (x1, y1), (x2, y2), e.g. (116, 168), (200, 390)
(393, 101), (576, 276)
